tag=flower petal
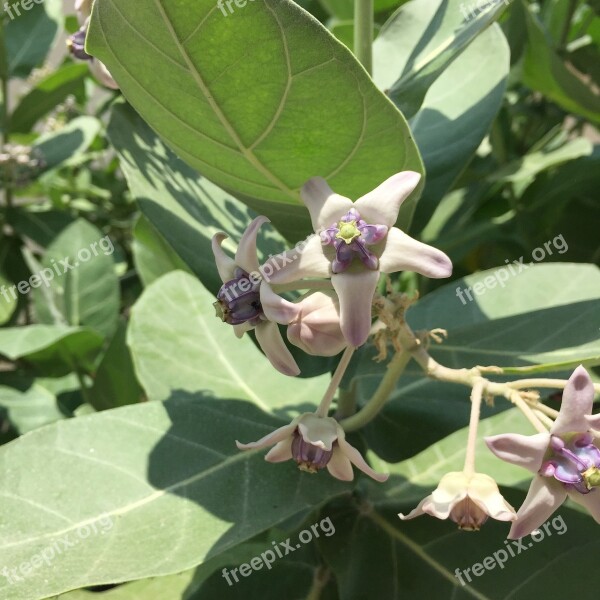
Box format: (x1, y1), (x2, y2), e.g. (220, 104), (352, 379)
(327, 447), (354, 481)
(265, 437), (294, 463)
(236, 419), (298, 451)
(260, 283), (300, 325)
(379, 227), (452, 279)
(235, 216), (270, 275)
(354, 171), (421, 228)
(551, 365), (595, 435)
(255, 321), (300, 376)
(468, 475), (516, 521)
(585, 414), (600, 431)
(297, 414), (339, 450)
(398, 496), (431, 520)
(331, 270), (379, 347)
(485, 432), (550, 473)
(337, 429), (388, 482)
(301, 177), (353, 231)
(233, 322), (253, 339)
(261, 234), (330, 285)
(211, 233), (237, 282)
(508, 477), (566, 539)
(569, 488), (600, 523)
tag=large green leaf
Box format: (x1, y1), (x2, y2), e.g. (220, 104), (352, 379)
(0, 270), (17, 325)
(0, 395), (347, 600)
(0, 325), (103, 375)
(88, 0), (423, 239)
(128, 270), (329, 409)
(3, 0), (62, 78)
(31, 219), (120, 339)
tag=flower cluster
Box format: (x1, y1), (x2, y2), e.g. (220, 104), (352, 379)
(212, 172), (451, 481)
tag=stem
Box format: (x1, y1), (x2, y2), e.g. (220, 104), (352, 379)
(315, 346), (355, 417)
(1, 75), (13, 213)
(513, 395), (548, 433)
(305, 566), (330, 600)
(354, 0), (373, 75)
(509, 378), (600, 394)
(341, 350), (410, 432)
(75, 368), (94, 408)
(463, 380), (484, 475)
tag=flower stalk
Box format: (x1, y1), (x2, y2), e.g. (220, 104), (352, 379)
(316, 345), (356, 417)
(464, 380), (484, 475)
(354, 0), (374, 75)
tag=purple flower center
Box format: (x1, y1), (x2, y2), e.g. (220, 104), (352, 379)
(213, 267), (263, 326)
(449, 497), (488, 531)
(320, 208), (388, 274)
(291, 431), (333, 473)
(539, 433), (600, 494)
(67, 26), (93, 61)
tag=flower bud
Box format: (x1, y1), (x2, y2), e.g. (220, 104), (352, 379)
(287, 292), (346, 357)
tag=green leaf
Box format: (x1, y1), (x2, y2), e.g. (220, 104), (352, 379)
(89, 319), (143, 410)
(410, 26), (509, 231)
(9, 208), (75, 248)
(4, 0), (62, 78)
(9, 63), (88, 134)
(374, 0), (509, 118)
(128, 270), (329, 408)
(88, 0), (423, 238)
(0, 381), (66, 434)
(107, 103), (273, 292)
(0, 395), (347, 600)
(0, 324), (104, 375)
(522, 4), (600, 124)
(0, 270), (17, 325)
(33, 116), (102, 173)
(373, 1), (510, 231)
(31, 219), (120, 339)
(132, 215), (191, 287)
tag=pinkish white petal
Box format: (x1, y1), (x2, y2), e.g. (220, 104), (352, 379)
(379, 227), (452, 279)
(235, 216), (270, 275)
(261, 235), (330, 285)
(399, 496), (431, 520)
(331, 270), (379, 347)
(236, 419), (298, 451)
(326, 447), (354, 481)
(301, 177), (353, 231)
(354, 171), (421, 228)
(232, 322), (253, 339)
(551, 365), (595, 435)
(297, 414), (339, 450)
(265, 437), (294, 463)
(337, 430), (388, 482)
(260, 282), (300, 325)
(485, 432), (550, 473)
(568, 488), (600, 523)
(254, 321), (300, 377)
(508, 477), (566, 539)
(89, 61), (119, 89)
(585, 414), (600, 430)
(211, 233), (237, 282)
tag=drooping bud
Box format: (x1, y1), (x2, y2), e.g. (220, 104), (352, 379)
(213, 268), (263, 327)
(67, 25), (93, 61)
(287, 291), (346, 357)
(291, 431), (333, 473)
